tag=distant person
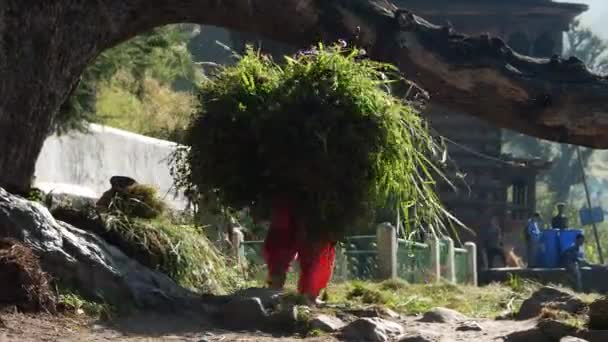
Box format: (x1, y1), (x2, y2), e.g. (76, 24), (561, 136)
(561, 234), (590, 291)
(551, 203), (569, 229)
(526, 212), (543, 268)
(483, 216), (506, 268)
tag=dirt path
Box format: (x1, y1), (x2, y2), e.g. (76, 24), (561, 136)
(0, 311), (547, 342)
(0, 312), (336, 342)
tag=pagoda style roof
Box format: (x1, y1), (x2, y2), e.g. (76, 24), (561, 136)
(395, 0), (588, 16)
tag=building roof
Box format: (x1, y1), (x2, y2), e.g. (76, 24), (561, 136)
(395, 0), (588, 16)
(501, 154), (553, 170)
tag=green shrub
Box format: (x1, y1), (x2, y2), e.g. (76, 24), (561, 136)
(173, 43), (451, 241)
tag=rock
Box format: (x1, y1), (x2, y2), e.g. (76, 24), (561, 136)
(517, 287), (585, 320)
(579, 330), (608, 342)
(538, 320), (577, 341)
(0, 187), (203, 310)
(310, 314), (346, 332)
(345, 306), (401, 319)
(109, 176), (137, 189)
(342, 317), (404, 342)
(380, 307), (401, 319)
(266, 304), (299, 331)
(588, 297), (608, 330)
(220, 297), (268, 329)
(232, 287), (283, 309)
(455, 321), (483, 331)
(398, 330), (441, 342)
(419, 307), (467, 324)
(560, 337), (589, 342)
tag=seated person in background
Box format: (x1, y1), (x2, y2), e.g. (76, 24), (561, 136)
(561, 234), (590, 292)
(551, 203), (569, 229)
(484, 216), (506, 268)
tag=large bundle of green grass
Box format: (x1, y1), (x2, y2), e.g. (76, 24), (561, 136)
(173, 44), (449, 241)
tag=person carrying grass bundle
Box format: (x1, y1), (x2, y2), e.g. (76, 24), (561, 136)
(171, 43), (452, 304)
(264, 194), (336, 304)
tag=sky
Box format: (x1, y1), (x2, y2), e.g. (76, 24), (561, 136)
(557, 0), (608, 39)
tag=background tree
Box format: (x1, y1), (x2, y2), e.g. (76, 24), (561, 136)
(503, 21), (608, 203)
(52, 25), (201, 139)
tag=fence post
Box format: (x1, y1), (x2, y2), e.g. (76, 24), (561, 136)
(465, 242), (478, 286)
(429, 236), (441, 282)
(444, 237), (456, 283)
(231, 228), (244, 264)
(333, 243), (349, 282)
(376, 223), (397, 280)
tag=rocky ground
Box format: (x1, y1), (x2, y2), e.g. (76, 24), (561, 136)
(1, 289), (606, 342)
(1, 189), (607, 341)
(0, 309), (545, 342)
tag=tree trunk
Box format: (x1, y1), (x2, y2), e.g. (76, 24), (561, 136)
(2, 0), (608, 192)
(0, 2), (107, 193)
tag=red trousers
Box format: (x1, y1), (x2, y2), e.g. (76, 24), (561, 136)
(263, 198), (336, 298)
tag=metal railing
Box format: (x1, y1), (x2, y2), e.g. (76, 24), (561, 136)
(240, 229), (476, 285)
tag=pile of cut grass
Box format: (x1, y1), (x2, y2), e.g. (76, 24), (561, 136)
(107, 183), (167, 219)
(104, 214), (245, 293)
(52, 193), (245, 295)
(173, 43), (454, 242)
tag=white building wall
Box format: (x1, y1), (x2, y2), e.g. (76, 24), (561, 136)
(34, 124), (187, 209)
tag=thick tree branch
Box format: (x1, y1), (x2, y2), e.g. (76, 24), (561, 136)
(388, 11), (608, 148)
(100, 0), (608, 148)
(2, 0), (608, 193)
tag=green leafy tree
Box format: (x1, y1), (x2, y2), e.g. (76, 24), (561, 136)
(52, 25), (200, 136)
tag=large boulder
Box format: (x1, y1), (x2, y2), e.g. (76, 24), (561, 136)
(0, 187), (202, 310)
(517, 287), (585, 320)
(588, 297), (608, 330)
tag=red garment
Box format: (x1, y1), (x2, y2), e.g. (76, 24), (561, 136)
(263, 197), (336, 298)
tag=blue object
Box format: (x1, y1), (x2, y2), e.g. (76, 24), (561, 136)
(579, 207), (604, 226)
(540, 229), (560, 268)
(559, 229), (584, 255)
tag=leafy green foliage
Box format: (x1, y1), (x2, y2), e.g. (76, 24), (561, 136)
(54, 25), (200, 137)
(173, 44), (451, 241)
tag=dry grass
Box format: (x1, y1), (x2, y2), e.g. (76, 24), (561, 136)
(0, 239), (57, 313)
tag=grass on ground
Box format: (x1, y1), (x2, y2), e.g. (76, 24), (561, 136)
(278, 277), (600, 323)
(323, 279), (526, 318)
(57, 291), (115, 320)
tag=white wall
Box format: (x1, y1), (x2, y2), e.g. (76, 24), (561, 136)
(34, 124), (187, 209)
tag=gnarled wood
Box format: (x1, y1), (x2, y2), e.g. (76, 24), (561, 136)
(0, 0), (607, 191)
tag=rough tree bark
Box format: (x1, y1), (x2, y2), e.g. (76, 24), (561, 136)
(1, 0), (608, 192)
